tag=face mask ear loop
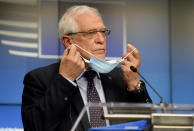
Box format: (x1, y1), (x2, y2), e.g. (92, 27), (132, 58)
(72, 43), (94, 57)
(80, 55), (90, 63)
(120, 48), (137, 62)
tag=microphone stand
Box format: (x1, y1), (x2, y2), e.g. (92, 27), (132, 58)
(130, 66), (167, 113)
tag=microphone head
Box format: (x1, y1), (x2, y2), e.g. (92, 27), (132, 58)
(130, 66), (137, 72)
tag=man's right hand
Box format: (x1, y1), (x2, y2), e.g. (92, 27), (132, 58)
(59, 44), (85, 81)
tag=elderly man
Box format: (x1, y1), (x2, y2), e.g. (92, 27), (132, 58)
(22, 5), (152, 131)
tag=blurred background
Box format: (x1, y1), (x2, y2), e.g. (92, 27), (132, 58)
(0, 0), (193, 130)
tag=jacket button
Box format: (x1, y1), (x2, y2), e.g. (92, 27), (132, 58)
(64, 97), (68, 101)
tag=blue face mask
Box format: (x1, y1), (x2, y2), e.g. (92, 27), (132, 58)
(73, 43), (136, 73)
(85, 55), (121, 73)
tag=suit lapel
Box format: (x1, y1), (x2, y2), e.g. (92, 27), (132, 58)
(71, 73), (119, 130)
(100, 73), (118, 102)
(72, 87), (90, 130)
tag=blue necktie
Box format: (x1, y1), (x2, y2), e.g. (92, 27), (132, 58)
(85, 70), (106, 128)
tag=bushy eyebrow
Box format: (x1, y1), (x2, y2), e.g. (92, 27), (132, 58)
(85, 28), (106, 32)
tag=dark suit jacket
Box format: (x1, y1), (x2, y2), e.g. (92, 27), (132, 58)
(22, 62), (152, 131)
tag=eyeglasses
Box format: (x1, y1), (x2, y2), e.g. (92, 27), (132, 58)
(67, 28), (111, 39)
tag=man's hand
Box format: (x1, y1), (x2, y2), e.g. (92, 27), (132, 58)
(59, 44), (85, 81)
(120, 44), (140, 91)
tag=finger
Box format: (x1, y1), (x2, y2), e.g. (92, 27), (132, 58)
(121, 60), (133, 68)
(120, 64), (132, 74)
(68, 44), (77, 56)
(121, 59), (139, 70)
(127, 44), (140, 59)
(78, 55), (84, 67)
(127, 43), (135, 52)
(62, 47), (70, 58)
(76, 52), (85, 69)
(66, 47), (71, 55)
(75, 51), (81, 62)
(122, 52), (136, 62)
(127, 55), (135, 62)
(120, 64), (127, 72)
(122, 52), (127, 59)
(122, 44), (137, 59)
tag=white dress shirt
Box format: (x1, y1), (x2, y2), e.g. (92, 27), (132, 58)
(64, 69), (109, 126)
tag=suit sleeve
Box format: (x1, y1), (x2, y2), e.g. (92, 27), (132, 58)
(111, 68), (152, 103)
(22, 72), (76, 131)
(124, 81), (152, 103)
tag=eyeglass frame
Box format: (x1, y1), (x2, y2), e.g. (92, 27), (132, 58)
(66, 28), (111, 38)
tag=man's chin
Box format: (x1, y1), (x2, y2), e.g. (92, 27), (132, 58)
(82, 53), (106, 60)
(95, 54), (106, 60)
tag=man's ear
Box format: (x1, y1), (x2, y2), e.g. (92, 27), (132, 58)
(61, 35), (72, 48)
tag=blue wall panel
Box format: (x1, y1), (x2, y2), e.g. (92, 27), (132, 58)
(0, 105), (23, 128)
(171, 0), (194, 104)
(126, 0), (170, 103)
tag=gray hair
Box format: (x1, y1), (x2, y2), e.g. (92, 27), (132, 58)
(58, 5), (102, 39)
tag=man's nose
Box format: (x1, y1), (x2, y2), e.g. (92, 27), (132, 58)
(94, 32), (106, 43)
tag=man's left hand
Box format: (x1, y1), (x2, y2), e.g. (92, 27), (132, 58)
(120, 44), (140, 91)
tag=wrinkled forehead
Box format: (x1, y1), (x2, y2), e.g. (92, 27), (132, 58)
(73, 12), (105, 31)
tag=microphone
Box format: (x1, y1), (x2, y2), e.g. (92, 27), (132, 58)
(130, 66), (165, 104)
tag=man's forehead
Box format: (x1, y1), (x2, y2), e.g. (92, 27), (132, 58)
(74, 13), (105, 30)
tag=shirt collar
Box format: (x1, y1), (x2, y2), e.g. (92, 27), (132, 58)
(76, 69), (100, 81)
